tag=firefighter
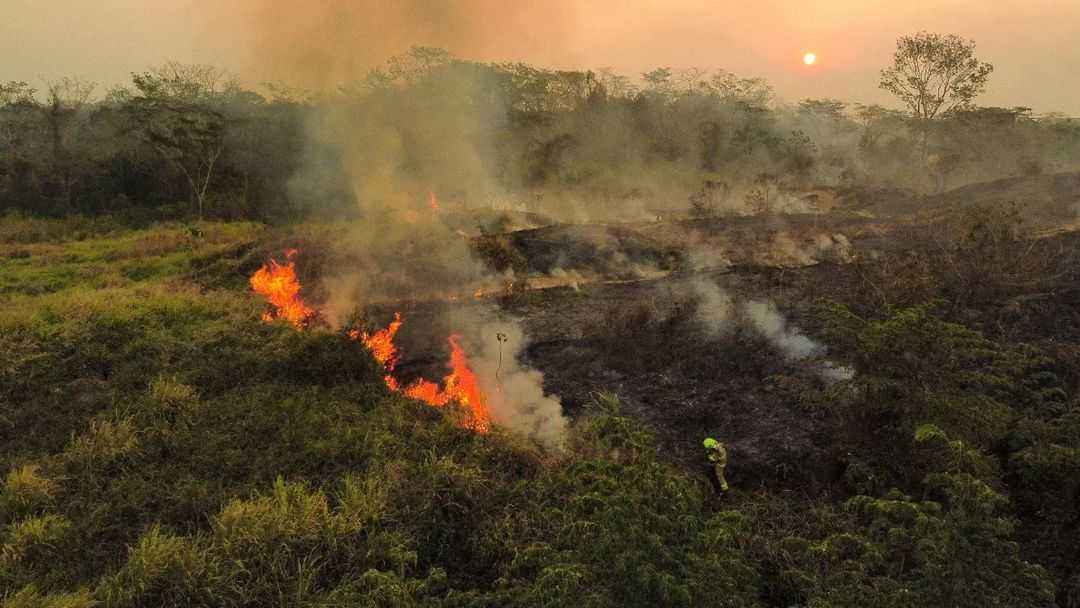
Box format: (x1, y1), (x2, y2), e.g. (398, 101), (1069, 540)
(703, 437), (729, 493)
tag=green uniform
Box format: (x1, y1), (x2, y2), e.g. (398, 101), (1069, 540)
(706, 443), (729, 492)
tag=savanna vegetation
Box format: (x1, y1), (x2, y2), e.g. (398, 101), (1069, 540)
(2, 41), (1079, 224)
(3, 33), (1080, 608)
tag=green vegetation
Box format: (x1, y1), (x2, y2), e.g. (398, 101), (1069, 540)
(1, 218), (1072, 606)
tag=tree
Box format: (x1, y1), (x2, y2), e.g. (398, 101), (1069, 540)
(880, 32), (993, 122)
(641, 67), (675, 99)
(707, 70), (773, 107)
(0, 81), (37, 106)
(41, 78), (96, 209)
(880, 32), (992, 169)
(125, 63), (234, 219)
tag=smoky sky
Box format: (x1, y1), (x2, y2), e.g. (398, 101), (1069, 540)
(2, 0), (1078, 114)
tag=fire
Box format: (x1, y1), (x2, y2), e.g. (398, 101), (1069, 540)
(357, 314), (491, 432)
(429, 191), (439, 211)
(352, 313), (403, 391)
(250, 249), (314, 328)
(248, 253), (492, 433)
(438, 335), (492, 431)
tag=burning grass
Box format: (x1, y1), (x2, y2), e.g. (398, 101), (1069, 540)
(354, 313), (492, 432)
(252, 251), (492, 431)
(249, 249), (316, 328)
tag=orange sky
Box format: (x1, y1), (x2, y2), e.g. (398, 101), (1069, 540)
(2, 0), (1078, 114)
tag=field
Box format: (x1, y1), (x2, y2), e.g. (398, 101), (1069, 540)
(5, 31), (1080, 606)
(3, 167), (1079, 607)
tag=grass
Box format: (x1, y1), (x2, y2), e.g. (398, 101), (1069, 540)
(0, 221), (264, 300)
(0, 219), (1065, 607)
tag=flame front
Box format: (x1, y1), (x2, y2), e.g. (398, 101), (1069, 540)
(429, 191), (439, 211)
(250, 249), (314, 328)
(358, 314), (491, 432)
(249, 256), (490, 434)
(438, 335), (492, 431)
(352, 313), (403, 391)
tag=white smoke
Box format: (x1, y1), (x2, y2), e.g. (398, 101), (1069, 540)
(688, 245), (732, 271)
(744, 300), (820, 360)
(548, 267), (584, 291)
(463, 315), (568, 449)
(743, 299), (854, 383)
(813, 232), (854, 262)
(692, 279), (734, 336)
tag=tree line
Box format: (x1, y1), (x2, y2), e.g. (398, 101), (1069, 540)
(2, 37), (1078, 222)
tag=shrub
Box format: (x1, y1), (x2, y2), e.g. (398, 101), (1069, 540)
(0, 585), (95, 608)
(148, 376), (198, 407)
(1, 513), (71, 570)
(211, 478), (357, 557)
(94, 525), (212, 608)
(0, 466), (57, 521)
(62, 418), (139, 472)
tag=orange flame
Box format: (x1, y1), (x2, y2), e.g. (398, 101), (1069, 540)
(250, 250), (314, 328)
(352, 313), (403, 391)
(429, 191), (439, 211)
(438, 335), (492, 431)
(354, 314), (491, 432)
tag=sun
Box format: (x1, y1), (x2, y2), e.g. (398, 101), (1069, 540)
(803, 52), (817, 65)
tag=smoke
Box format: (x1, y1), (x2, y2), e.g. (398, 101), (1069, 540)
(761, 231), (855, 267)
(285, 52), (517, 325)
(768, 232), (817, 266)
(548, 267), (585, 291)
(692, 278), (733, 336)
(452, 312), (568, 448)
(240, 12), (573, 448)
(743, 300), (854, 382)
(689, 291), (854, 383)
(744, 300), (820, 361)
(688, 241), (733, 271)
(814, 233), (854, 262)
(217, 1), (582, 89)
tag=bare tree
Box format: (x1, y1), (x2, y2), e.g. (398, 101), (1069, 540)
(674, 68), (708, 95)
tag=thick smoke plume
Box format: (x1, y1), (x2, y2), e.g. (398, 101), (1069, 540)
(243, 9), (572, 445)
(461, 314), (568, 449)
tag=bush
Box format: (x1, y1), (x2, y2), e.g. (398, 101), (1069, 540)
(0, 585), (95, 608)
(0, 466), (57, 521)
(1, 514), (71, 571)
(63, 418), (139, 472)
(95, 525), (212, 608)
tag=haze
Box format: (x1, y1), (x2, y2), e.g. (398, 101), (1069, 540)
(2, 0), (1078, 113)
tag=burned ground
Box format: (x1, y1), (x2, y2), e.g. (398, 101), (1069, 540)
(275, 175), (1080, 497)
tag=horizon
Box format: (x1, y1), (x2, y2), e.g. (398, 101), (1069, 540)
(2, 0), (1079, 115)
